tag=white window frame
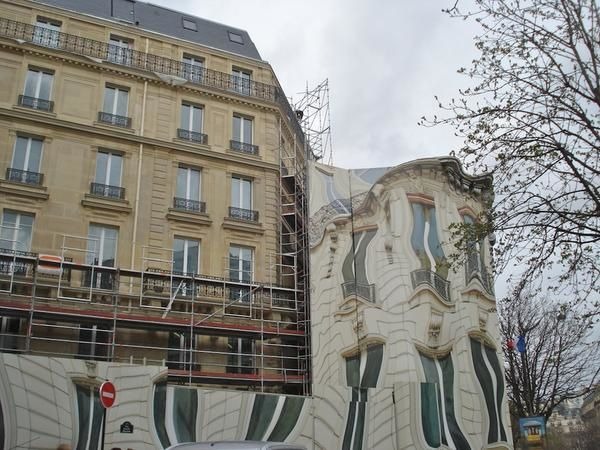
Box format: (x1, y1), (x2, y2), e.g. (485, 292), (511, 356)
(103, 85), (129, 117)
(177, 166), (201, 201)
(182, 54), (204, 82)
(181, 103), (204, 133)
(108, 35), (132, 65)
(34, 18), (61, 47)
(173, 237), (200, 275)
(0, 211), (34, 252)
(231, 176), (252, 210)
(87, 224), (118, 268)
(229, 245), (253, 282)
(23, 68), (53, 101)
(95, 150), (123, 188)
(12, 136), (43, 173)
(231, 68), (251, 95)
(233, 115), (253, 144)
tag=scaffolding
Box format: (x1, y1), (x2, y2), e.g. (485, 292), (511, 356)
(0, 243), (308, 394)
(293, 79), (333, 165)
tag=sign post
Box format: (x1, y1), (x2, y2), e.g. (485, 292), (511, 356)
(99, 381), (116, 449)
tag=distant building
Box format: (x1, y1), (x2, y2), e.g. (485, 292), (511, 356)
(582, 385), (600, 423)
(548, 398), (584, 434)
(0, 0), (512, 448)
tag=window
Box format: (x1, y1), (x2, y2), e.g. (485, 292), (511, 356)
(33, 18), (61, 48)
(231, 68), (251, 95)
(0, 211), (34, 252)
(178, 103), (206, 144)
(227, 336), (254, 373)
(173, 238), (199, 275)
(0, 316), (22, 352)
(75, 384), (105, 450)
(182, 54), (204, 83)
(174, 166), (203, 212)
(231, 176), (252, 210)
(182, 18), (197, 31)
(86, 224), (118, 289)
(229, 245), (253, 302)
(78, 324), (110, 361)
(228, 31), (244, 44)
(9, 136), (43, 185)
(231, 115), (258, 154)
(21, 68), (53, 111)
(107, 35), (132, 65)
(100, 86), (130, 127)
(92, 151), (123, 199)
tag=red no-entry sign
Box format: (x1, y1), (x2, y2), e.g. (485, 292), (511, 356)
(99, 381), (116, 408)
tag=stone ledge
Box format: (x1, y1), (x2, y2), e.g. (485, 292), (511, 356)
(222, 217), (264, 235)
(166, 209), (212, 226)
(81, 194), (132, 214)
(0, 180), (49, 200)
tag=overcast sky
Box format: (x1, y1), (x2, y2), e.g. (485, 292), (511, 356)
(149, 0), (482, 170)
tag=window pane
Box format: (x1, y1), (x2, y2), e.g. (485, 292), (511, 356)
(191, 107), (202, 132)
(103, 87), (115, 113)
(116, 89), (128, 117)
(181, 104), (190, 130)
(243, 118), (252, 144)
(27, 138), (43, 172)
(102, 227), (118, 267)
(108, 154), (122, 187)
(231, 177), (241, 206)
(39, 72), (53, 100)
(241, 179), (252, 209)
(232, 116), (241, 141)
(173, 238), (185, 273)
(23, 70), (38, 98)
(176, 167), (187, 198)
(186, 240), (199, 274)
(12, 137), (28, 170)
(95, 152), (108, 184)
(189, 169), (200, 200)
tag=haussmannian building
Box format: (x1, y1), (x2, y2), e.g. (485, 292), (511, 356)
(0, 1), (512, 449)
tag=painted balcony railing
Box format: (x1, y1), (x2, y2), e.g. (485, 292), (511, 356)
(177, 128), (208, 145)
(228, 207), (259, 222)
(341, 281), (376, 303)
(6, 168), (44, 186)
(90, 182), (125, 200)
(466, 252), (494, 295)
(230, 140), (259, 156)
(98, 111), (131, 128)
(410, 269), (451, 302)
(173, 197), (206, 213)
(18, 95), (54, 112)
(0, 17), (305, 146)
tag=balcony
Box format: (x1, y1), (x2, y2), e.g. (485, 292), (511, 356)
(341, 281), (376, 303)
(18, 95), (54, 112)
(98, 112), (131, 128)
(90, 182), (125, 200)
(466, 252), (494, 295)
(173, 197), (206, 213)
(230, 140), (259, 156)
(228, 207), (259, 222)
(410, 269), (451, 302)
(177, 129), (208, 145)
(6, 168), (44, 186)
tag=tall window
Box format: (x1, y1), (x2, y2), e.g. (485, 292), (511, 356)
(231, 176), (252, 210)
(229, 245), (253, 302)
(33, 18), (61, 48)
(182, 54), (204, 83)
(173, 238), (199, 275)
(227, 336), (254, 374)
(0, 211), (34, 252)
(178, 103), (206, 144)
(9, 136), (43, 185)
(102, 85), (129, 118)
(75, 384), (105, 450)
(233, 115), (253, 144)
(175, 166), (203, 212)
(21, 68), (53, 111)
(107, 36), (132, 65)
(93, 151), (123, 199)
(78, 324), (110, 361)
(86, 225), (118, 289)
(231, 68), (251, 95)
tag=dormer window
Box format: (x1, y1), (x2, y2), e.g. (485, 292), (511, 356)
(228, 31), (243, 44)
(183, 18), (197, 31)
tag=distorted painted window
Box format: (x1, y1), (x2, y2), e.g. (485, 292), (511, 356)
(470, 338), (507, 443)
(244, 394), (306, 442)
(342, 344), (384, 450)
(419, 352), (471, 449)
(341, 229), (377, 302)
(410, 202), (447, 277)
(152, 382), (199, 447)
(75, 384), (104, 450)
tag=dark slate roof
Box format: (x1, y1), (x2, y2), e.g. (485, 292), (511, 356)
(33, 0), (263, 60)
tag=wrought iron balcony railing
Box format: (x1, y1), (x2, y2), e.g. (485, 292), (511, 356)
(90, 182), (125, 200)
(341, 281), (376, 303)
(18, 95), (54, 112)
(6, 168), (44, 186)
(410, 269), (451, 302)
(173, 197), (206, 213)
(177, 128), (208, 145)
(98, 111), (131, 128)
(0, 17), (306, 146)
(228, 207), (259, 222)
(230, 140), (259, 156)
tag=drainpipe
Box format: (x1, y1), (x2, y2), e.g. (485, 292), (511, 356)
(130, 38), (150, 271)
